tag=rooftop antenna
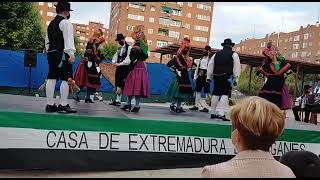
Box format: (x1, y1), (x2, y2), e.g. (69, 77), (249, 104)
(317, 8), (320, 23)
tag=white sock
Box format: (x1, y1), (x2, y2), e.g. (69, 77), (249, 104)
(195, 92), (201, 107)
(60, 81), (69, 106)
(200, 93), (210, 109)
(46, 79), (56, 105)
(210, 95), (219, 114)
(116, 94), (122, 102)
(216, 95), (229, 116)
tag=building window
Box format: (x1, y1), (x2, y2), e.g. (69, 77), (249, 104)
(197, 3), (211, 11)
(193, 36), (207, 42)
(127, 25), (134, 31)
(194, 25), (209, 32)
(128, 14), (144, 21)
(177, 2), (183, 7)
(148, 29), (153, 34)
(303, 42), (308, 48)
(293, 44), (299, 50)
(47, 12), (53, 17)
(309, 42), (313, 47)
(196, 14), (210, 21)
(149, 17), (154, 23)
(76, 31), (80, 34)
(172, 9), (182, 16)
(301, 51), (307, 57)
(304, 33), (309, 40)
(154, 53), (161, 58)
(39, 2), (44, 6)
(150, 6), (156, 11)
(147, 40), (152, 45)
(80, 36), (85, 40)
(170, 19), (182, 27)
(48, 3), (53, 7)
(261, 42), (266, 47)
(188, 2), (192, 7)
(80, 43), (83, 46)
(46, 21), (50, 26)
(187, 13), (192, 18)
(169, 30), (180, 39)
(307, 52), (311, 57)
(159, 17), (171, 26)
(293, 35), (300, 41)
(184, 35), (189, 38)
(157, 40), (168, 48)
(39, 10), (43, 15)
(184, 23), (190, 29)
(292, 52), (298, 58)
(128, 2), (141, 9)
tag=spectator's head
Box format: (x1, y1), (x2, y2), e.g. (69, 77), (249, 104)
(279, 150), (320, 178)
(230, 96), (285, 152)
(304, 85), (312, 94)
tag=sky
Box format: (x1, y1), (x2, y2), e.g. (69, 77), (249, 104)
(69, 2), (320, 48)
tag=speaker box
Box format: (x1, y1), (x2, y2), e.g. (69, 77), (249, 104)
(24, 50), (37, 68)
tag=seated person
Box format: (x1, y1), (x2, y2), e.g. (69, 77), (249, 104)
(292, 85), (315, 122)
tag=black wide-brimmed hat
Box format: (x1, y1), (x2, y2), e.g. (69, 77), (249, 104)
(221, 38), (235, 47)
(54, 2), (73, 11)
(205, 45), (211, 51)
(115, 33), (126, 41)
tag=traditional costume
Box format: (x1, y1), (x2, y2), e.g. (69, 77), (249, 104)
(189, 45), (212, 113)
(45, 2), (76, 113)
(207, 39), (241, 120)
(121, 25), (150, 113)
(109, 33), (132, 106)
(167, 37), (193, 113)
(74, 29), (105, 103)
(258, 43), (291, 109)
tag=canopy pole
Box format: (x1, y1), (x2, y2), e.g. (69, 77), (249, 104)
(248, 66), (253, 95)
(293, 65), (301, 100)
(301, 72), (305, 95)
(160, 53), (163, 64)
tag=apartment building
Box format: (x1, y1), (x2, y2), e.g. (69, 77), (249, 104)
(109, 2), (214, 63)
(34, 2), (57, 29)
(235, 23), (320, 64)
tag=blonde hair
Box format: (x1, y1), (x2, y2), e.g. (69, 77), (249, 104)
(230, 96), (285, 150)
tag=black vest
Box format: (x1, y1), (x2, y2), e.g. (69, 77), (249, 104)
(47, 15), (65, 51)
(213, 47), (234, 75)
(117, 43), (129, 63)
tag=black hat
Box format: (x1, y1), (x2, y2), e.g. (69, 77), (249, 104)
(205, 45), (211, 51)
(115, 34), (126, 41)
(54, 2), (73, 11)
(304, 85), (312, 91)
(221, 38), (235, 47)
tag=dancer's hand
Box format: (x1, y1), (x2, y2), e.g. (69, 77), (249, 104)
(68, 54), (75, 63)
(206, 79), (211, 83)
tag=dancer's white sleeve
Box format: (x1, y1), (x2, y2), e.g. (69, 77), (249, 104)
(118, 46), (132, 66)
(193, 59), (200, 80)
(232, 53), (241, 83)
(59, 19), (76, 57)
(112, 50), (119, 64)
(207, 54), (215, 81)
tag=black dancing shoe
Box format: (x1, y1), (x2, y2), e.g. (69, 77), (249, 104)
(131, 107), (140, 113)
(189, 106), (199, 111)
(57, 104), (77, 113)
(176, 107), (186, 113)
(109, 100), (121, 106)
(121, 104), (132, 111)
(170, 104), (176, 112)
(210, 114), (220, 119)
(200, 108), (209, 113)
(74, 96), (80, 102)
(45, 104), (57, 113)
(85, 99), (94, 103)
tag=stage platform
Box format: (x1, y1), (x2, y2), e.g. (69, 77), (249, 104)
(0, 94), (320, 171)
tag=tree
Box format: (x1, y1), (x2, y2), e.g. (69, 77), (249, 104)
(100, 43), (118, 60)
(0, 2), (45, 51)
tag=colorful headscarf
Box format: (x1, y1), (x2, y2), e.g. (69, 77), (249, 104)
(131, 25), (148, 56)
(177, 37), (192, 68)
(262, 42), (280, 59)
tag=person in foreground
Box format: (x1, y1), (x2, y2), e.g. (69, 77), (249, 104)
(201, 96), (295, 178)
(279, 150), (320, 178)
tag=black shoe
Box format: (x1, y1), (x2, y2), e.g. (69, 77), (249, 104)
(109, 100), (121, 106)
(176, 107), (186, 113)
(85, 99), (94, 103)
(121, 105), (132, 111)
(170, 104), (176, 112)
(189, 106), (199, 111)
(200, 108), (209, 113)
(131, 107), (140, 112)
(57, 104), (77, 113)
(210, 114), (220, 119)
(74, 96), (80, 102)
(46, 104), (57, 113)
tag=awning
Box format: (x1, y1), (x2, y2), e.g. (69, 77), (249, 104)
(161, 6), (173, 13)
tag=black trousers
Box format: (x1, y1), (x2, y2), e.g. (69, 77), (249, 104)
(212, 74), (232, 96)
(47, 51), (72, 81)
(195, 74), (210, 93)
(292, 105), (317, 123)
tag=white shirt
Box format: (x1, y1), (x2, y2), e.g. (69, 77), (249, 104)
(58, 15), (76, 57)
(207, 52), (241, 83)
(194, 56), (210, 80)
(112, 44), (132, 66)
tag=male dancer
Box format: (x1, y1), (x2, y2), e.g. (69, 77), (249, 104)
(109, 34), (132, 106)
(45, 2), (76, 113)
(189, 45), (212, 112)
(207, 39), (241, 120)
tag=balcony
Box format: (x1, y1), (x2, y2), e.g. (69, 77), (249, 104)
(158, 28), (169, 36)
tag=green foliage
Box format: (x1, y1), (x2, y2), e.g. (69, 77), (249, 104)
(0, 2), (45, 50)
(100, 43), (118, 59)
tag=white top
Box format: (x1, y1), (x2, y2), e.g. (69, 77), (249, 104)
(58, 15), (76, 57)
(206, 52), (241, 83)
(112, 44), (132, 66)
(194, 56), (210, 80)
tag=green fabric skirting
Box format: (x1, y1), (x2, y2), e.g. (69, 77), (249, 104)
(166, 76), (192, 100)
